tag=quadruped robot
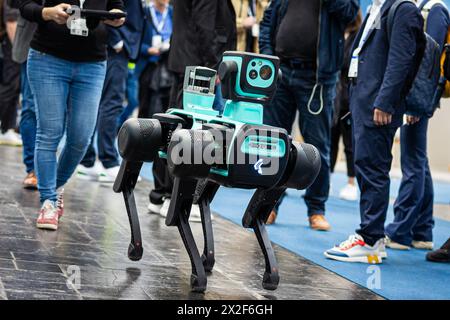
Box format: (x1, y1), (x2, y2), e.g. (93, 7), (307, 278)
(113, 52), (321, 293)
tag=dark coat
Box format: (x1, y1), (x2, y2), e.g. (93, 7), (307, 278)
(168, 0), (237, 74)
(349, 0), (424, 128)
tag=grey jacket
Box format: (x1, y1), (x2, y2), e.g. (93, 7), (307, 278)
(12, 15), (36, 64)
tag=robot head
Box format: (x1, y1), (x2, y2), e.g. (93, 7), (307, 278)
(219, 51), (280, 105)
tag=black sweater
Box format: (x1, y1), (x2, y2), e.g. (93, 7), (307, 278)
(19, 0), (124, 62)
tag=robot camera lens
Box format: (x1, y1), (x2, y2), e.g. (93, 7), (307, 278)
(249, 69), (258, 80)
(259, 65), (272, 80)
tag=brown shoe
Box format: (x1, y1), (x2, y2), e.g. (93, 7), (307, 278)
(309, 214), (330, 231)
(23, 172), (38, 190)
(265, 210), (278, 225)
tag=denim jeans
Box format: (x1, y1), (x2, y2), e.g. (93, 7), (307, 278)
(81, 49), (128, 169)
(27, 49), (106, 203)
(264, 64), (336, 216)
(19, 61), (37, 174)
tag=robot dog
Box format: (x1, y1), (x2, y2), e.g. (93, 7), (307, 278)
(113, 52), (321, 293)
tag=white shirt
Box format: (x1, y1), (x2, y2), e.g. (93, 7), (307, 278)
(357, 0), (387, 49)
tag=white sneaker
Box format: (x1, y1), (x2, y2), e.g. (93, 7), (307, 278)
(385, 236), (410, 250)
(339, 183), (358, 201)
(76, 163), (102, 181)
(324, 234), (384, 264)
(159, 198), (171, 218)
(189, 204), (202, 223)
(0, 130), (22, 147)
(98, 166), (120, 183)
(148, 201), (163, 215)
(412, 240), (434, 250)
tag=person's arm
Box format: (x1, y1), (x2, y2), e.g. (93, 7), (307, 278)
(373, 4), (422, 119)
(258, 0), (276, 56)
(192, 0), (220, 68)
(18, 0), (71, 24)
(427, 5), (449, 53)
(323, 0), (360, 26)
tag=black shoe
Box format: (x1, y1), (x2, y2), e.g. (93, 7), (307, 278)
(426, 248), (450, 263)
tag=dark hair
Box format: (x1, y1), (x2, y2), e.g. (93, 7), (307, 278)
(346, 9), (363, 34)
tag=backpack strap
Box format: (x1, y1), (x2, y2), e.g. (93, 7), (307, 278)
(387, 0), (415, 43)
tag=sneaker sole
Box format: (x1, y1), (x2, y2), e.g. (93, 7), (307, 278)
(36, 223), (58, 231)
(386, 244), (410, 250)
(324, 252), (382, 264)
(148, 203), (162, 215)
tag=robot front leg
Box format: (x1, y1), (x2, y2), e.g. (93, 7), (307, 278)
(113, 160), (144, 261)
(166, 177), (207, 293)
(194, 179), (220, 272)
(242, 187), (285, 290)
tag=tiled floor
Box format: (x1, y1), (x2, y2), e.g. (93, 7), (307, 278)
(0, 146), (382, 300)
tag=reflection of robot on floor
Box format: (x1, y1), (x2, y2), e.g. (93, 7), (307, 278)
(113, 52), (321, 293)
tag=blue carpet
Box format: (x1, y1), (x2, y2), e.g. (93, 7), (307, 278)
(141, 164), (450, 300)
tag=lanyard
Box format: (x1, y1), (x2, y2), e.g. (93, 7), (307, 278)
(149, 4), (169, 34)
(79, 0), (86, 9)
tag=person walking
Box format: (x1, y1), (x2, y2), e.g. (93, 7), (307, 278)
(18, 0), (125, 231)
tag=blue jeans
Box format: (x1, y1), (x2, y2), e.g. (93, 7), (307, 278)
(81, 49), (128, 169)
(19, 61), (37, 174)
(27, 49), (106, 203)
(264, 65), (336, 216)
(386, 118), (434, 245)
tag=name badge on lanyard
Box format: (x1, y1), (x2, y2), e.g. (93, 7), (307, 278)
(70, 0), (89, 37)
(149, 5), (169, 47)
(348, 47), (361, 79)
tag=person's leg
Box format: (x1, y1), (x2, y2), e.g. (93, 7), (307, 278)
(295, 77), (335, 218)
(0, 42), (20, 133)
(341, 116), (355, 179)
(354, 124), (397, 246)
(330, 119), (341, 174)
(118, 66), (140, 127)
(411, 161), (434, 243)
(386, 118), (429, 246)
(27, 50), (71, 203)
(20, 62), (37, 174)
(96, 50), (128, 169)
(138, 63), (157, 119)
(168, 73), (185, 109)
(262, 65), (296, 220)
(56, 61), (106, 188)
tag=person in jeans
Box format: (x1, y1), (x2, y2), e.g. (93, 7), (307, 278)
(0, 0), (22, 147)
(385, 0), (449, 252)
(325, 0), (424, 264)
(330, 10), (363, 202)
(259, 0), (360, 230)
(77, 0), (146, 183)
(18, 0), (125, 231)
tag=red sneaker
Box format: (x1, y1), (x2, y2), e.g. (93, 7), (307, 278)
(56, 189), (64, 218)
(36, 200), (59, 231)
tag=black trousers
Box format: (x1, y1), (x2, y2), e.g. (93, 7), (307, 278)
(330, 112), (355, 178)
(139, 64), (173, 204)
(0, 40), (20, 133)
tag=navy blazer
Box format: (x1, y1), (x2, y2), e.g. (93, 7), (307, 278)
(108, 0), (146, 60)
(349, 0), (424, 128)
